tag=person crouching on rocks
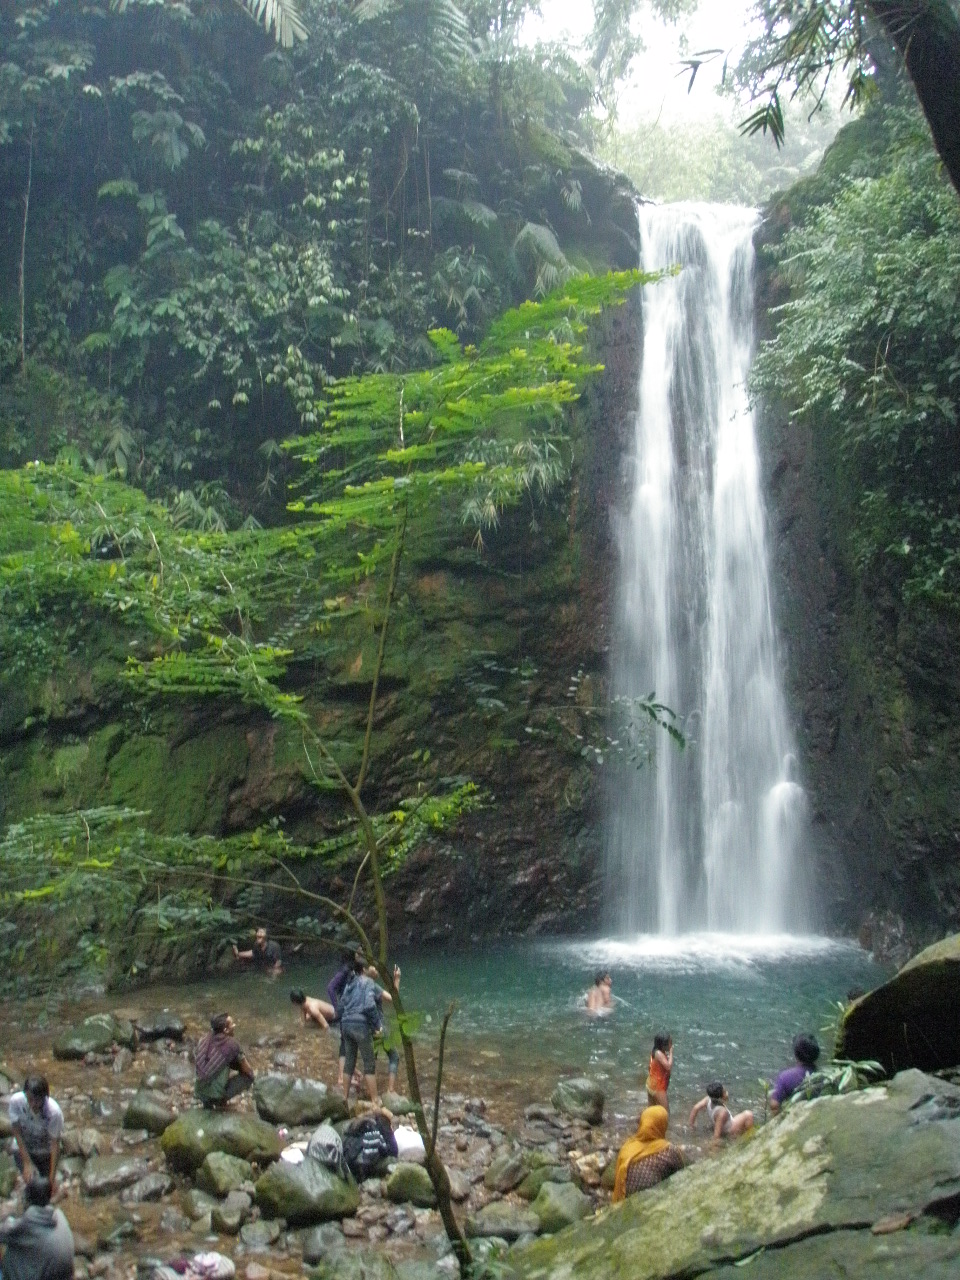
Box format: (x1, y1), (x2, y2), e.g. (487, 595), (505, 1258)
(0, 1177), (74, 1280)
(689, 1081), (754, 1139)
(612, 1105), (684, 1201)
(8, 1075), (63, 1194)
(195, 1013), (254, 1108)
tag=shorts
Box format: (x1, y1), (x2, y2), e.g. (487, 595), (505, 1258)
(342, 1020), (377, 1077)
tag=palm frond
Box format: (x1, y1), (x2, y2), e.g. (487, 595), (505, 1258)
(233, 0), (308, 48)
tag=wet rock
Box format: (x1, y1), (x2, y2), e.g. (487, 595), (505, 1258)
(181, 1188), (218, 1220)
(307, 1249), (398, 1280)
(254, 1156), (360, 1225)
(54, 1014), (136, 1060)
(341, 1217), (366, 1238)
(837, 933), (960, 1073)
(551, 1079), (604, 1126)
(466, 1202), (541, 1240)
(211, 1188), (252, 1234)
(112, 1048), (134, 1075)
(384, 1163), (436, 1208)
(240, 1218), (282, 1250)
(517, 1165), (571, 1200)
(161, 1109), (282, 1173)
(381, 1092), (419, 1117)
(447, 1169), (471, 1202)
(273, 1052), (298, 1070)
(196, 1150), (254, 1197)
(118, 1128), (151, 1147)
(135, 1013), (185, 1042)
(253, 1073), (348, 1127)
(123, 1090), (176, 1136)
(484, 1148), (528, 1193)
(383, 1206), (414, 1235)
(509, 1070), (960, 1280)
(159, 1206), (191, 1234)
(300, 1222), (347, 1264)
(96, 1215), (139, 1249)
(530, 1181), (591, 1233)
(120, 1171), (174, 1204)
(81, 1153), (150, 1196)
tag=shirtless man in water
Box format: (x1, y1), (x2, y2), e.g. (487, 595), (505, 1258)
(586, 971), (613, 1013)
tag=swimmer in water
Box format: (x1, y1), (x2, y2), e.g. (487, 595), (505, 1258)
(585, 971), (613, 1013)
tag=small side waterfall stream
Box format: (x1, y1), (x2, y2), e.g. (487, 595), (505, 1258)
(605, 203), (808, 936)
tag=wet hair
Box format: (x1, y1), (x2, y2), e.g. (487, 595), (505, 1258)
(594, 971), (609, 986)
(706, 1081), (725, 1102)
(23, 1076), (49, 1111)
(210, 1013), (230, 1034)
(352, 954), (366, 974)
(290, 988), (306, 1006)
(793, 1033), (820, 1068)
(25, 1177), (51, 1208)
(652, 1032), (672, 1054)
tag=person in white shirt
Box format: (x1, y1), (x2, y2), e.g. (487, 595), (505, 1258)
(8, 1077), (63, 1192)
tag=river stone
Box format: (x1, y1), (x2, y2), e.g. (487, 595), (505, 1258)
(300, 1222), (347, 1264)
(530, 1181), (591, 1233)
(509, 1070), (960, 1280)
(81, 1153), (150, 1196)
(255, 1156), (360, 1225)
(550, 1078), (604, 1126)
(837, 933), (960, 1072)
(384, 1163), (436, 1207)
(181, 1188), (218, 1220)
(120, 1171), (174, 1203)
(447, 1169), (471, 1202)
(211, 1188), (252, 1234)
(517, 1165), (571, 1200)
(484, 1148), (529, 1192)
(161, 1109), (282, 1173)
(241, 1218), (282, 1250)
(466, 1202), (541, 1241)
(382, 1092), (419, 1117)
(135, 1012), (185, 1042)
(196, 1150), (254, 1196)
(308, 1250), (399, 1280)
(123, 1090), (175, 1136)
(53, 1013), (137, 1059)
(253, 1073), (348, 1126)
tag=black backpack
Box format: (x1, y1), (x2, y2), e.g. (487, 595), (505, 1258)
(342, 1115), (398, 1181)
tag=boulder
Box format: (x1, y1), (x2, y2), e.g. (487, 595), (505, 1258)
(484, 1148), (529, 1192)
(308, 1250), (398, 1280)
(509, 1071), (960, 1280)
(135, 1013), (185, 1042)
(551, 1078), (604, 1126)
(81, 1154), (150, 1197)
(447, 1169), (471, 1203)
(53, 1014), (136, 1059)
(241, 1218), (282, 1250)
(466, 1202), (541, 1241)
(300, 1222), (347, 1264)
(160, 1109), (282, 1174)
(120, 1172), (174, 1204)
(381, 1092), (420, 1117)
(180, 1189), (218, 1221)
(517, 1165), (572, 1200)
(123, 1090), (175, 1136)
(530, 1181), (591, 1233)
(384, 1163), (437, 1208)
(254, 1157), (360, 1225)
(196, 1151), (253, 1197)
(837, 933), (960, 1072)
(211, 1189), (251, 1235)
(253, 1073), (348, 1126)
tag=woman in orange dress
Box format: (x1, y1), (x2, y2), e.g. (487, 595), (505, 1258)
(645, 1032), (673, 1111)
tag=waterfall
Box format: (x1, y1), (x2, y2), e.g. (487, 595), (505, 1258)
(604, 203), (808, 936)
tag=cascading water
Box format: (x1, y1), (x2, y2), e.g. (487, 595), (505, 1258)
(605, 202), (808, 936)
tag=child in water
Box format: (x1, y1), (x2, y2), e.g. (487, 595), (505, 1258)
(645, 1032), (673, 1111)
(689, 1081), (754, 1139)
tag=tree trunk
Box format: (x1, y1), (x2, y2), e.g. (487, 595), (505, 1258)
(867, 1), (960, 196)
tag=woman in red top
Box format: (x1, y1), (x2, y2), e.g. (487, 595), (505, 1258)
(645, 1032), (673, 1111)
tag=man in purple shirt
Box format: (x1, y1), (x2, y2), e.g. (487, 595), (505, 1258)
(770, 1033), (820, 1112)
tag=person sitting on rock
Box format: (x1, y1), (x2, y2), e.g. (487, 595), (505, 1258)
(612, 1105), (684, 1201)
(8, 1076), (63, 1193)
(194, 1013), (254, 1108)
(585, 971), (613, 1014)
(0, 1176), (74, 1280)
(232, 926), (281, 975)
(689, 1081), (754, 1139)
(290, 987), (336, 1029)
(769, 1033), (820, 1113)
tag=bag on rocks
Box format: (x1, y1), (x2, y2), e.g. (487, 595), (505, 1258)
(307, 1123), (347, 1179)
(342, 1115), (398, 1181)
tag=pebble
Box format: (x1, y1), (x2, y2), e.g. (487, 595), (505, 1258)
(341, 1218), (366, 1238)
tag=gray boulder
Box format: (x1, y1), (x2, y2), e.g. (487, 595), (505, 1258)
(484, 1148), (529, 1192)
(195, 1150), (253, 1197)
(160, 1109), (282, 1173)
(384, 1163), (437, 1208)
(837, 933), (960, 1072)
(53, 1014), (136, 1059)
(120, 1172), (174, 1204)
(530, 1181), (591, 1233)
(300, 1222), (347, 1264)
(253, 1073), (349, 1126)
(180, 1188), (217, 1221)
(551, 1078), (604, 1126)
(240, 1218), (282, 1250)
(81, 1154), (150, 1197)
(135, 1013), (185, 1042)
(466, 1202), (541, 1241)
(308, 1251), (398, 1280)
(254, 1157), (360, 1225)
(510, 1070), (960, 1280)
(123, 1090), (175, 1136)
(211, 1189), (252, 1235)
(517, 1165), (571, 1200)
